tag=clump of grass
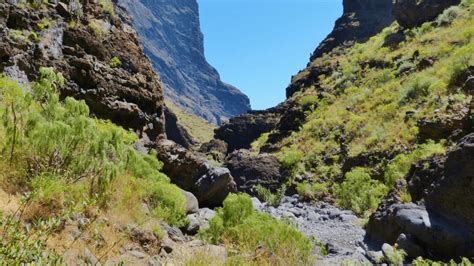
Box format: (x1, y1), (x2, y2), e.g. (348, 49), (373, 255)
(99, 0), (116, 17)
(296, 181), (329, 201)
(199, 193), (313, 265)
(384, 140), (445, 187)
(109, 56), (122, 68)
(37, 19), (52, 30)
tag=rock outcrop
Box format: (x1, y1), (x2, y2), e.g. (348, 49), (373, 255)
(0, 0), (165, 139)
(117, 0), (250, 125)
(393, 0), (461, 28)
(225, 150), (286, 194)
(154, 139), (237, 207)
(309, 0), (394, 64)
(366, 133), (474, 260)
(214, 108), (282, 153)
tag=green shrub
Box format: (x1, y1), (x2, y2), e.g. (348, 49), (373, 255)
(399, 76), (435, 105)
(99, 0), (116, 17)
(8, 30), (27, 43)
(199, 193), (313, 264)
(296, 181), (328, 200)
(384, 141), (445, 187)
(0, 69), (186, 226)
(37, 19), (52, 30)
(335, 168), (387, 215)
(250, 132), (269, 152)
(148, 181), (187, 227)
(254, 184), (286, 207)
(437, 6), (462, 26)
(298, 95), (319, 109)
(413, 256), (473, 266)
(384, 246), (407, 265)
(88, 21), (107, 39)
(109, 56), (122, 68)
(280, 148), (304, 169)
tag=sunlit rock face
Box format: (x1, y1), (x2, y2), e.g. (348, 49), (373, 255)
(310, 0), (394, 61)
(118, 0), (250, 125)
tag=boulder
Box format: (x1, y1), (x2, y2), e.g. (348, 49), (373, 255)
(214, 109), (282, 152)
(393, 0), (461, 28)
(225, 150), (287, 194)
(180, 189), (199, 214)
(155, 139), (236, 207)
(199, 139), (228, 162)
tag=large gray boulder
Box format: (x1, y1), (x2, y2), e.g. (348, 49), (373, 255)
(155, 139), (236, 207)
(393, 0), (461, 28)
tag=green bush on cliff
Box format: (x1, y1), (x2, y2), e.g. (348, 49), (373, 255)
(384, 141), (446, 187)
(200, 193), (313, 264)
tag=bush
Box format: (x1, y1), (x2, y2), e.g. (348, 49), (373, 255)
(280, 148), (304, 169)
(399, 76), (435, 105)
(0, 69), (187, 225)
(199, 193), (313, 264)
(254, 184), (286, 207)
(437, 6), (462, 26)
(335, 168), (387, 215)
(99, 0), (116, 17)
(296, 181), (328, 200)
(298, 95), (319, 109)
(384, 141), (445, 187)
(109, 56), (122, 68)
(148, 181), (188, 227)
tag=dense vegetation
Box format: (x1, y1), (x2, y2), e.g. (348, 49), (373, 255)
(0, 69), (311, 264)
(275, 0), (473, 215)
(0, 68), (188, 263)
(199, 193), (313, 265)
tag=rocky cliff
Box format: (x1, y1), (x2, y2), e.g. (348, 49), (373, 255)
(0, 0), (166, 139)
(117, 0), (251, 125)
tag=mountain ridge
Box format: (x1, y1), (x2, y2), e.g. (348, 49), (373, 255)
(118, 0), (251, 125)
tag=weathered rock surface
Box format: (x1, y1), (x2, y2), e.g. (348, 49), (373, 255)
(154, 139), (237, 207)
(0, 1), (166, 139)
(164, 106), (196, 148)
(255, 196), (370, 264)
(309, 0), (394, 65)
(215, 108), (282, 153)
(118, 0), (250, 125)
(367, 133), (474, 260)
(393, 0), (461, 28)
(225, 150), (286, 194)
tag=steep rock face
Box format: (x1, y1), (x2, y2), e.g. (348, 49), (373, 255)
(118, 0), (250, 125)
(0, 0), (165, 138)
(309, 0), (394, 65)
(393, 0), (461, 28)
(287, 0), (394, 98)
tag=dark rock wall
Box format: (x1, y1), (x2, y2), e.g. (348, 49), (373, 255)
(309, 0), (394, 63)
(0, 0), (165, 139)
(118, 0), (251, 125)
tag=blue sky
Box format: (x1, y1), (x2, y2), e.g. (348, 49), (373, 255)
(198, 0), (342, 110)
